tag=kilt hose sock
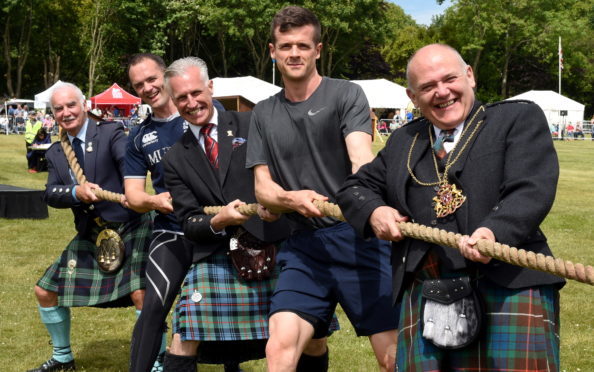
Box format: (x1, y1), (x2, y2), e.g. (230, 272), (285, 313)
(297, 348), (329, 372)
(38, 305), (73, 363)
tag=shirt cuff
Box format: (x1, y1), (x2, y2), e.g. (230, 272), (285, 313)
(72, 185), (80, 202)
(210, 224), (227, 236)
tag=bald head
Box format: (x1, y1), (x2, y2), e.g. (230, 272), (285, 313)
(406, 44), (468, 89)
(405, 44), (476, 130)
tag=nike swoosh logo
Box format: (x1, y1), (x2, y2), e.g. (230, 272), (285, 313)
(308, 107), (326, 116)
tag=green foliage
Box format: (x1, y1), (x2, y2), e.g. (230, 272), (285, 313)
(0, 0), (592, 117)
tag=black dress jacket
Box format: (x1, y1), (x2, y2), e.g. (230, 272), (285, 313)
(43, 119), (138, 236)
(337, 101), (565, 302)
(163, 110), (289, 263)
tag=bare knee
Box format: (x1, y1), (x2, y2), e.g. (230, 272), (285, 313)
(169, 333), (199, 356)
(130, 289), (145, 310)
(34, 285), (58, 307)
(266, 312), (315, 371)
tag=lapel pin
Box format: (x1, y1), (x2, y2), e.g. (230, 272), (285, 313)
(227, 130), (233, 137)
(86, 142), (93, 152)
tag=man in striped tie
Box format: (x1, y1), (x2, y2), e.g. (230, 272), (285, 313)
(159, 57), (296, 372)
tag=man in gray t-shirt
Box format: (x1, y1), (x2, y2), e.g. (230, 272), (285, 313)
(247, 76), (370, 231)
(246, 6), (400, 372)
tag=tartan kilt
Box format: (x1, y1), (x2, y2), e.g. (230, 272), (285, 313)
(397, 251), (560, 372)
(37, 213), (152, 308)
(173, 250), (277, 342)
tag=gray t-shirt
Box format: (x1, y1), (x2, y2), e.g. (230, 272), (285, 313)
(246, 77), (372, 230)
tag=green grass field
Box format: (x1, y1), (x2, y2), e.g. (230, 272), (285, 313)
(1, 134), (593, 371)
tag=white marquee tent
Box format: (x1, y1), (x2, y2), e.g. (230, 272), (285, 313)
(506, 90), (585, 126)
(212, 76), (281, 105)
(351, 79), (411, 112)
(34, 80), (65, 109)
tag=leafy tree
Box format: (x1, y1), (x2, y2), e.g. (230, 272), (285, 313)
(1, 0), (34, 98)
(380, 2), (432, 86)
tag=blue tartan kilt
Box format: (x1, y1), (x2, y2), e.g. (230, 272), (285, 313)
(173, 250), (277, 341)
(37, 213), (152, 307)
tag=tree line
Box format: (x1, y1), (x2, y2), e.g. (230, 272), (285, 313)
(1, 0), (592, 116)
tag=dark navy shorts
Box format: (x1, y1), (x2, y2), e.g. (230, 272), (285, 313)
(269, 222), (398, 338)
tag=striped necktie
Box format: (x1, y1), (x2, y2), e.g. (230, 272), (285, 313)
(200, 124), (219, 168)
(433, 129), (455, 160)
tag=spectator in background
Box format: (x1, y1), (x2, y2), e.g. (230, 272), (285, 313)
(25, 114), (43, 173)
(391, 109), (402, 132)
(574, 122), (584, 139)
(405, 109), (413, 122)
(15, 106), (25, 132)
(43, 114), (54, 134)
(7, 105), (16, 132)
(27, 128), (51, 172)
(566, 122), (575, 140)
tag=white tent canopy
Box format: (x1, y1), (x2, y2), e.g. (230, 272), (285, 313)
(212, 76), (281, 105)
(351, 79), (411, 112)
(34, 80), (65, 109)
(506, 90), (585, 126)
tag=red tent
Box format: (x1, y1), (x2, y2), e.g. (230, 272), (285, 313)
(90, 83), (141, 117)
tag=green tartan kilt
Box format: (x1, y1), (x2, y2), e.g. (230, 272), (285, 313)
(396, 251), (560, 371)
(37, 213), (152, 307)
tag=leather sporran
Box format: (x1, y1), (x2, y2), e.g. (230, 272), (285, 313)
(228, 228), (276, 281)
(421, 276), (483, 349)
(95, 228), (125, 274)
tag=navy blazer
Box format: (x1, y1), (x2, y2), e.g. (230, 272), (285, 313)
(163, 110), (290, 263)
(43, 119), (138, 236)
(337, 101), (565, 302)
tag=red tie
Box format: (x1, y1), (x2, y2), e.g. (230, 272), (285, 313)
(200, 124), (219, 168)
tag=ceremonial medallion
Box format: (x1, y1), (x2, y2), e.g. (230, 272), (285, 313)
(433, 183), (466, 218)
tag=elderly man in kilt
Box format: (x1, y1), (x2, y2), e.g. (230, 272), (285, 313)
(28, 82), (152, 372)
(337, 44), (564, 371)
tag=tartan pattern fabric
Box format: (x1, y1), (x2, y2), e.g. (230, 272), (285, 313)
(37, 213), (152, 307)
(396, 251), (560, 372)
(173, 250), (278, 341)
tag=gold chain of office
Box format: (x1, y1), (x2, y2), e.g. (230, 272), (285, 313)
(406, 106), (485, 218)
(60, 130), (594, 287)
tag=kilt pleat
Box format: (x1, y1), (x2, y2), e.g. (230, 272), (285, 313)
(396, 252), (560, 372)
(37, 213), (152, 307)
(173, 251), (277, 342)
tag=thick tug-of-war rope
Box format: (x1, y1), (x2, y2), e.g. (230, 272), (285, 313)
(204, 201), (594, 286)
(59, 138), (592, 288)
(60, 130), (122, 203)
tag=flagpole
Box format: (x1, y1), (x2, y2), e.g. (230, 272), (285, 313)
(558, 36), (562, 95)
